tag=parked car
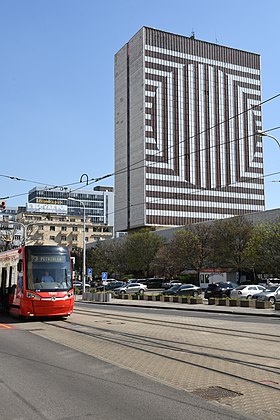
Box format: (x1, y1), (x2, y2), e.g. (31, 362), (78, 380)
(146, 278), (165, 289)
(163, 284), (201, 297)
(162, 284), (182, 295)
(162, 280), (182, 290)
(204, 282), (237, 299)
(230, 284), (266, 299)
(127, 279), (148, 285)
(104, 278), (117, 285)
(73, 281), (91, 291)
(252, 285), (280, 304)
(258, 278), (280, 287)
(113, 282), (147, 295)
(96, 281), (125, 291)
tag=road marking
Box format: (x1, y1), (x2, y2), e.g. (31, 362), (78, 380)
(0, 323), (14, 329)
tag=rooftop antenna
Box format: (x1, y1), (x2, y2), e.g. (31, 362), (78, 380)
(215, 32), (220, 44)
(190, 31), (195, 40)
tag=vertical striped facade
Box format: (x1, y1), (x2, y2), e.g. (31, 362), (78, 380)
(114, 27), (265, 232)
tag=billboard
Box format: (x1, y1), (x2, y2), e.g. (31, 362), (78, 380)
(27, 203), (67, 214)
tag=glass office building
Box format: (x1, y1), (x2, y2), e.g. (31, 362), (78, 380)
(28, 186), (114, 226)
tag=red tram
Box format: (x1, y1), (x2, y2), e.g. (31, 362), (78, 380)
(0, 245), (74, 318)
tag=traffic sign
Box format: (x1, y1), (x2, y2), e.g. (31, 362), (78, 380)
(88, 267), (92, 276)
(102, 272), (108, 282)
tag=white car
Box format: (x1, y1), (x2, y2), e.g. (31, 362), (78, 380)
(230, 284), (266, 299)
(113, 282), (147, 295)
(73, 281), (91, 291)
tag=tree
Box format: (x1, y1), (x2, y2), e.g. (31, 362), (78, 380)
(211, 216), (253, 279)
(124, 231), (163, 277)
(89, 242), (116, 277)
(86, 239), (129, 278)
(168, 224), (213, 280)
(71, 248), (83, 280)
(0, 224), (19, 251)
(150, 244), (175, 278)
(245, 222), (280, 276)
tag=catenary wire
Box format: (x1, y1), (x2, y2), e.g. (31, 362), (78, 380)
(1, 94), (280, 202)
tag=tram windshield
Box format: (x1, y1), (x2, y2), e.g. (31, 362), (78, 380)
(25, 246), (72, 292)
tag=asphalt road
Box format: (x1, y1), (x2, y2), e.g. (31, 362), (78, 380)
(0, 313), (252, 420)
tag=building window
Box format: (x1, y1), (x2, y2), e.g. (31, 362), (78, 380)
(85, 237), (89, 242)
(61, 235), (67, 241)
(50, 226), (55, 231)
(72, 226), (78, 232)
(61, 226), (67, 231)
(39, 225), (44, 230)
(50, 236), (55, 241)
(85, 227), (89, 232)
(72, 236), (78, 242)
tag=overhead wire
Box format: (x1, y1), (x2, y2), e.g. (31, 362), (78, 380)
(1, 93), (280, 209)
(108, 169), (280, 220)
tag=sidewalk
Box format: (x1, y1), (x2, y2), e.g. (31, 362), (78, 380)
(79, 296), (280, 317)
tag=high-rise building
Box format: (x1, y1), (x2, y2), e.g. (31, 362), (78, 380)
(114, 27), (265, 232)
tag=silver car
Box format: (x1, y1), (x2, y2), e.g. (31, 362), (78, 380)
(230, 285), (266, 299)
(162, 280), (182, 289)
(113, 282), (147, 295)
(252, 285), (280, 304)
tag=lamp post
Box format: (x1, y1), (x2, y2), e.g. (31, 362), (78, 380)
(13, 222), (43, 245)
(68, 197), (86, 294)
(14, 222), (27, 245)
(257, 131), (280, 149)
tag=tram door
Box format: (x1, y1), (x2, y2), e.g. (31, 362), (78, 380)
(0, 267), (8, 309)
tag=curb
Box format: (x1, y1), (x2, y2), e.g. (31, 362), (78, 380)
(78, 299), (280, 318)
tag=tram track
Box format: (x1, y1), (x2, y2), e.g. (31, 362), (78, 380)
(47, 319), (280, 377)
(35, 305), (280, 417)
(40, 308), (280, 398)
(72, 306), (280, 344)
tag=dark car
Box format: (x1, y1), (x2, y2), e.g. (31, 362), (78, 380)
(163, 284), (201, 297)
(96, 281), (125, 291)
(146, 278), (165, 289)
(162, 284), (182, 295)
(204, 282), (237, 299)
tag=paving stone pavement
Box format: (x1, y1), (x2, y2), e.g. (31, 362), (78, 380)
(23, 298), (280, 420)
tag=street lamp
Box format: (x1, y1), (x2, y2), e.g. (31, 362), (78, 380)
(257, 131), (280, 149)
(13, 221), (44, 245)
(68, 197), (86, 294)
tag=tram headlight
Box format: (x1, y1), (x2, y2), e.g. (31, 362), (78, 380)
(26, 292), (41, 300)
(67, 291), (74, 298)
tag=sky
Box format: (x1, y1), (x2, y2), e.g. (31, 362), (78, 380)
(0, 0), (280, 210)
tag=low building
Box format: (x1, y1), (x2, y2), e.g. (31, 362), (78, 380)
(15, 211), (113, 249)
(0, 185), (115, 249)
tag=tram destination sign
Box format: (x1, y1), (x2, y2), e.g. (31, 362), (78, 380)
(31, 255), (66, 263)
